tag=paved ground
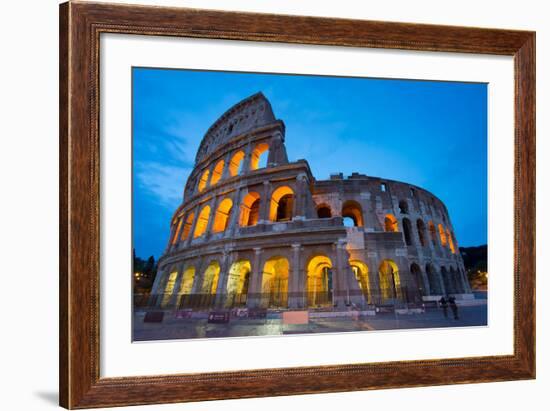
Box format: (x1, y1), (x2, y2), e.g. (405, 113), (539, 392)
(133, 301), (487, 341)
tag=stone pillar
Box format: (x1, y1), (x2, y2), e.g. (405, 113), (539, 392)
(293, 173), (308, 220)
(241, 143), (252, 174)
(221, 152), (232, 180)
(184, 205), (200, 247)
(204, 196), (219, 239)
(247, 247), (263, 308)
(149, 266), (167, 307)
(258, 180), (271, 223)
(168, 263), (185, 308)
(289, 243), (302, 309)
(334, 240), (348, 308)
(226, 187), (242, 236)
(436, 267), (447, 296)
(214, 251), (232, 307)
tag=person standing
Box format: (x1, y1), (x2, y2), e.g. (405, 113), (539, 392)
(439, 296), (448, 318)
(448, 295), (459, 320)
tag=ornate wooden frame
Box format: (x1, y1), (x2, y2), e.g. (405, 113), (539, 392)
(59, 1), (535, 408)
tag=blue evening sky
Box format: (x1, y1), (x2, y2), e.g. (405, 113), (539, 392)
(133, 68), (487, 260)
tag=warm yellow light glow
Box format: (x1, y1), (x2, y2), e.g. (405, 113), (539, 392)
(438, 224), (448, 247)
(239, 191), (261, 226)
(171, 218), (183, 245)
(226, 260), (252, 306)
(384, 214), (398, 232)
(262, 256), (289, 308)
(350, 260), (370, 301)
(161, 271), (178, 307)
(428, 220), (437, 245)
(307, 255), (333, 307)
(447, 228), (456, 253)
(212, 198), (233, 233)
(201, 261), (220, 295)
(378, 259), (401, 300)
(197, 169), (210, 192)
(193, 205), (211, 238)
(269, 185), (294, 222)
(250, 142), (269, 171)
(181, 212), (194, 241)
(210, 159), (224, 186)
(179, 267), (195, 295)
(228, 150), (245, 176)
(342, 200), (364, 227)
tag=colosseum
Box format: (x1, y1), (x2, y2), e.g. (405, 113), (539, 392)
(149, 92), (473, 313)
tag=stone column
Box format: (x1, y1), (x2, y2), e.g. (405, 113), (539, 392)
(334, 239), (349, 308)
(184, 205), (201, 247)
(204, 196), (219, 239)
(149, 267), (167, 307)
(293, 173), (308, 220)
(247, 247), (263, 308)
(241, 143), (252, 174)
(289, 243), (302, 309)
(221, 152), (232, 180)
(168, 263), (185, 308)
(215, 251), (232, 307)
(226, 187), (242, 236)
(436, 267), (447, 296)
(258, 180), (271, 223)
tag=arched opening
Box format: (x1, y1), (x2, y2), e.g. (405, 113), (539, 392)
(306, 255), (333, 307)
(428, 221), (437, 246)
(317, 204), (332, 219)
(193, 205), (210, 238)
(181, 212), (194, 241)
(438, 224), (448, 247)
(171, 218), (183, 245)
(378, 260), (401, 301)
(447, 228), (456, 253)
(402, 218), (413, 245)
(426, 263), (442, 295)
(212, 198), (233, 233)
(398, 200), (409, 214)
(161, 270), (178, 307)
(441, 266), (453, 294)
(410, 263), (426, 296)
(450, 266), (463, 294)
(384, 214), (398, 232)
(226, 260), (251, 307)
(176, 266), (195, 308)
(262, 256), (289, 308)
(210, 159), (224, 186)
(250, 142), (269, 171)
(197, 169), (210, 192)
(416, 219), (426, 246)
(351, 260), (370, 303)
(269, 186), (294, 222)
(228, 150), (245, 176)
(342, 200), (364, 227)
(239, 192), (261, 226)
(201, 261), (220, 296)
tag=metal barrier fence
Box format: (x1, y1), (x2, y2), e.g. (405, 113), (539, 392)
(135, 286), (426, 311)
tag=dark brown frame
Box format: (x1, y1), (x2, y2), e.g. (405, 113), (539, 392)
(59, 1), (536, 409)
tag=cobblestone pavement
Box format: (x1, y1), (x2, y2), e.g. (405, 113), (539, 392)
(133, 302), (487, 341)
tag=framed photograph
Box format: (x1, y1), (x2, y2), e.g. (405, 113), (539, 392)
(59, 1), (535, 408)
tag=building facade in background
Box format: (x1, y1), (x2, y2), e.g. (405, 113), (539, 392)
(149, 93), (472, 311)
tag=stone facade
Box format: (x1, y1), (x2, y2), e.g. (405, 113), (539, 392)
(150, 92), (472, 312)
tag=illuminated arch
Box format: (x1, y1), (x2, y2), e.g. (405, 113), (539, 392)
(193, 205), (211, 238)
(384, 214), (398, 232)
(201, 261), (220, 295)
(342, 200), (364, 227)
(212, 198), (233, 233)
(181, 212), (194, 241)
(447, 228), (456, 253)
(402, 218), (413, 245)
(228, 150), (245, 176)
(239, 192), (261, 227)
(197, 169), (210, 192)
(416, 219), (426, 246)
(378, 259), (401, 301)
(161, 269), (178, 307)
(351, 260), (370, 303)
(171, 218), (183, 245)
(428, 221), (437, 245)
(250, 142), (269, 171)
(209, 159), (224, 186)
(438, 224), (448, 247)
(269, 186), (294, 222)
(262, 256), (289, 308)
(306, 255), (333, 307)
(226, 260), (252, 307)
(316, 204), (332, 219)
(176, 266), (195, 307)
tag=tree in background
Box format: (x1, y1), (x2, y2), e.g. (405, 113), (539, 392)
(460, 245), (488, 291)
(133, 249), (158, 293)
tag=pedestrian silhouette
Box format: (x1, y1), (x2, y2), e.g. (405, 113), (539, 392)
(448, 295), (459, 320)
(439, 296), (448, 318)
